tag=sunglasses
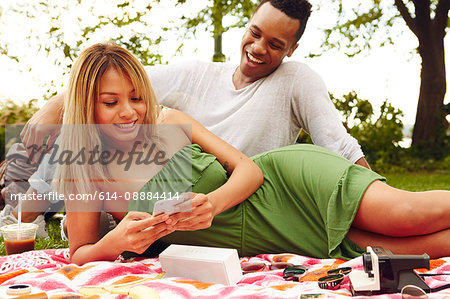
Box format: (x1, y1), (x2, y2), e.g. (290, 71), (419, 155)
(282, 265), (309, 281)
(401, 285), (428, 298)
(317, 267), (352, 290)
(241, 262), (300, 274)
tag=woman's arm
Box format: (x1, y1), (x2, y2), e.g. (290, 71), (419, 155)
(67, 206), (174, 265)
(160, 109), (264, 228)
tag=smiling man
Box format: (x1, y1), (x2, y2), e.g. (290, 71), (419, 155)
(234, 0), (302, 89)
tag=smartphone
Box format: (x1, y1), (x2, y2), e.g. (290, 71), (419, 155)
(153, 195), (192, 216)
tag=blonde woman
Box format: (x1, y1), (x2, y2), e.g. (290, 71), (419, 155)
(54, 43), (449, 265)
(54, 43), (261, 265)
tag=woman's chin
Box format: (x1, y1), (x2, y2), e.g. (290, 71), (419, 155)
(103, 133), (142, 149)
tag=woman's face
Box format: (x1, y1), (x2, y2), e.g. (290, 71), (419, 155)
(94, 68), (146, 145)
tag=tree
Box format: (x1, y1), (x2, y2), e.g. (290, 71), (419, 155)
(0, 0), (167, 99)
(315, 0), (449, 155)
(0, 100), (39, 160)
(175, 0), (257, 61)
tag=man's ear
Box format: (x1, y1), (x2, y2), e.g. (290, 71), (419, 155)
(287, 43), (299, 57)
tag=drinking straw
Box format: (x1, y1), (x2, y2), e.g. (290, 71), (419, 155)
(17, 198), (22, 240)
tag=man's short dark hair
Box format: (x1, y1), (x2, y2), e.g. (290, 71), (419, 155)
(254, 0), (312, 44)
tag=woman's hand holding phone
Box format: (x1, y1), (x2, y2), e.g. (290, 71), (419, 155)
(112, 211), (175, 254)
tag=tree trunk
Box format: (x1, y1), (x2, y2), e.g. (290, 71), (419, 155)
(411, 25), (447, 150)
(213, 34), (225, 62)
(212, 0), (225, 62)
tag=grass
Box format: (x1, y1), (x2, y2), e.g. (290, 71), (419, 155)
(381, 171), (450, 191)
(0, 171), (448, 255)
(0, 217), (68, 256)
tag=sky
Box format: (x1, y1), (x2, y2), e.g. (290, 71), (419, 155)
(0, 0), (449, 130)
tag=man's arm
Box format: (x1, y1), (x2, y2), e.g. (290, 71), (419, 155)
(355, 157), (371, 170)
(144, 60), (206, 110)
(289, 63), (371, 169)
(20, 93), (65, 161)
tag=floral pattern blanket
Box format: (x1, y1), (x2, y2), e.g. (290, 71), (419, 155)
(0, 249), (449, 298)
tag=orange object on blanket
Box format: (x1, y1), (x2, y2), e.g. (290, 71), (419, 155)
(0, 269), (29, 284)
(299, 260), (346, 282)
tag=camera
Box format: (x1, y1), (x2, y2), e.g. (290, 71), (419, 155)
(349, 246), (430, 296)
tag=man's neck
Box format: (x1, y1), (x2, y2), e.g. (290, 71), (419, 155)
(232, 68), (257, 90)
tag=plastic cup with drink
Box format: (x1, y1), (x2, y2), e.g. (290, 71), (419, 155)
(1, 223), (38, 255)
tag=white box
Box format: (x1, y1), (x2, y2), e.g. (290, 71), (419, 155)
(159, 244), (243, 285)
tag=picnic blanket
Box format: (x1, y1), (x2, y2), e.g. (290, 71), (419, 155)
(0, 249), (449, 298)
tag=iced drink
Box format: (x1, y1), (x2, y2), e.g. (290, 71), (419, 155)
(1, 223), (38, 255)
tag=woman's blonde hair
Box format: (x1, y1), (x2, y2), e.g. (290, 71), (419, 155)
(54, 42), (160, 197)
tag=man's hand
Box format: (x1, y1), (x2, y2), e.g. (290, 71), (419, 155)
(20, 93), (65, 162)
(169, 193), (215, 231)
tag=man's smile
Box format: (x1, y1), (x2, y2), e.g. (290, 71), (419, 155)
(247, 52), (264, 64)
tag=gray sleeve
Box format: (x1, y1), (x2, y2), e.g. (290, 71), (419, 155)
(28, 136), (61, 200)
(291, 64), (365, 163)
(145, 64), (172, 106)
(28, 152), (56, 196)
(145, 61), (203, 109)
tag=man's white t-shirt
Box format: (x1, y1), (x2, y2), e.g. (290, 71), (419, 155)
(148, 60), (364, 161)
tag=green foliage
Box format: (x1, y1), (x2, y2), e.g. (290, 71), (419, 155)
(177, 0), (257, 35)
(0, 5), (18, 62)
(312, 0), (397, 58)
(0, 100), (39, 160)
(1, 0), (167, 99)
(324, 90), (449, 172)
(175, 0), (257, 60)
(374, 151), (450, 174)
(314, 0), (449, 152)
(330, 91), (373, 131)
(313, 0), (448, 58)
(408, 125), (450, 161)
(296, 90), (404, 166)
(329, 91), (404, 165)
(351, 100), (404, 162)
(0, 100), (39, 126)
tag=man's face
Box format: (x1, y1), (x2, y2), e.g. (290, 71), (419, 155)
(238, 2), (300, 84)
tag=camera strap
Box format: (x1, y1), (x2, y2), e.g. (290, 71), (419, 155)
(429, 283), (450, 293)
(417, 272), (450, 293)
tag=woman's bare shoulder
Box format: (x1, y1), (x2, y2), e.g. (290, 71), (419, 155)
(157, 108), (194, 125)
(156, 109), (193, 148)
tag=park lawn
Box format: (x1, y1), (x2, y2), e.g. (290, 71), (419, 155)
(0, 171), (448, 255)
(382, 171), (450, 191)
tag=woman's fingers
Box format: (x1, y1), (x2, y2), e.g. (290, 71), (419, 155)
(154, 193), (215, 231)
(141, 222), (175, 238)
(192, 193), (208, 206)
(126, 212), (169, 231)
(134, 221), (176, 254)
(125, 211), (153, 219)
(174, 201), (214, 230)
(120, 212), (175, 254)
(175, 218), (213, 231)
